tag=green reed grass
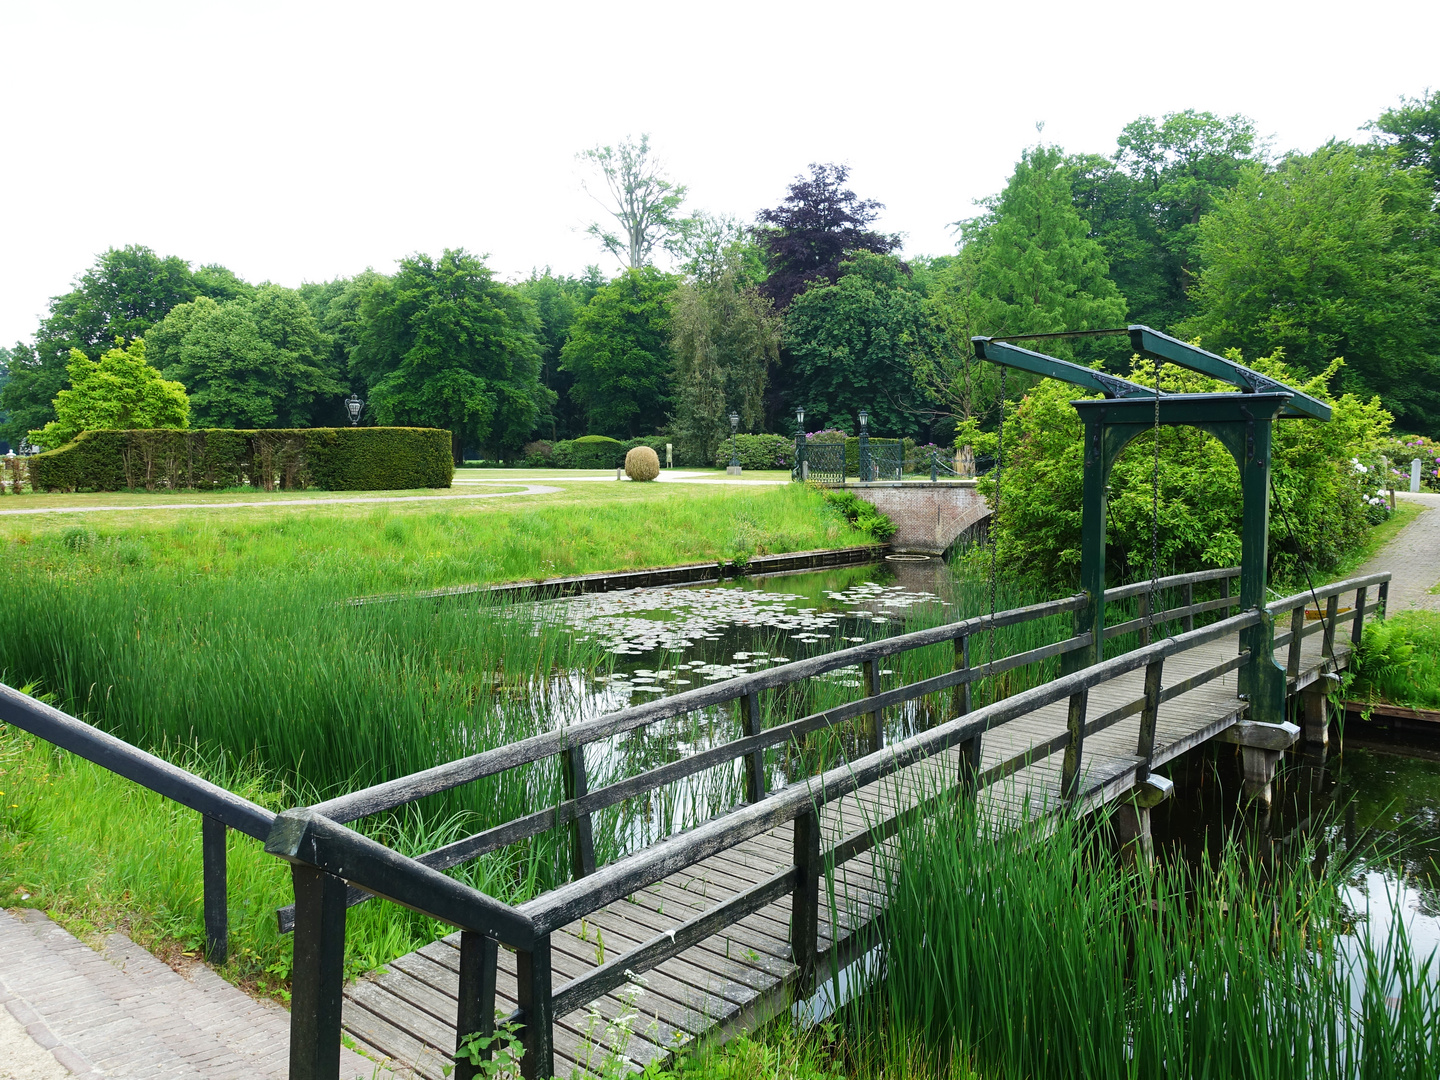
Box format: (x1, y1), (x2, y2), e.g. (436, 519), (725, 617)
(848, 785), (1440, 1080)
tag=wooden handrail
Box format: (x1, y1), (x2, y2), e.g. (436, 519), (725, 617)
(518, 609), (1261, 936)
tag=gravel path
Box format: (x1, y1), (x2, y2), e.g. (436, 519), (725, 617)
(1357, 492), (1440, 613)
(0, 1008), (69, 1080)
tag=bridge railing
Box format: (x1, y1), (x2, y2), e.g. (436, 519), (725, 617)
(0, 566), (1392, 1080)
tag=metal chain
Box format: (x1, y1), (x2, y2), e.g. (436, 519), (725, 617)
(987, 367), (1006, 695)
(1147, 361), (1162, 632)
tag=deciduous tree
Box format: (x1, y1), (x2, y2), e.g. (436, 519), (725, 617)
(353, 250), (549, 460)
(578, 135), (690, 269)
(1181, 143), (1440, 432)
(560, 267), (677, 438)
(145, 285), (344, 429)
(756, 163), (899, 311)
(29, 339), (189, 449)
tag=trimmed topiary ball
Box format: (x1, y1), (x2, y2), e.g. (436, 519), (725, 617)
(625, 445), (660, 481)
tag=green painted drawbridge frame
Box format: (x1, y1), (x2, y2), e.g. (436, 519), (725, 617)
(971, 326), (1332, 727)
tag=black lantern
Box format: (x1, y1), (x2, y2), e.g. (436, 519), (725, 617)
(345, 394), (365, 426)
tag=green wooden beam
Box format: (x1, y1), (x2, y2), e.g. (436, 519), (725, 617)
(972, 338), (1161, 399)
(1128, 326), (1330, 422)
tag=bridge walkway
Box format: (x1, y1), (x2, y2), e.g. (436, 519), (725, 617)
(341, 627), (1345, 1079)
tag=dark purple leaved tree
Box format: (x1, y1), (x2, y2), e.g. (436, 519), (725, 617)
(755, 163), (901, 310)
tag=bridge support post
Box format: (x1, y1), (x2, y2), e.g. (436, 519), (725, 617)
(954, 635), (981, 794)
(1216, 720), (1300, 808)
(740, 692), (766, 803)
(1115, 776), (1173, 869)
(517, 935), (554, 1080)
(562, 743), (597, 879)
(455, 931), (499, 1080)
(289, 865), (348, 1080)
(1301, 690), (1329, 749)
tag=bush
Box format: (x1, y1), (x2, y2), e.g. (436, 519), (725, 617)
(29, 428), (453, 493)
(550, 435), (679, 469)
(521, 440), (553, 467)
(978, 354), (1394, 590)
(1386, 435), (1440, 493)
(711, 434), (797, 471)
(624, 446), (660, 481)
(820, 488), (897, 541)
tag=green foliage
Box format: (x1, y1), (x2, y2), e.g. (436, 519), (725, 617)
(1387, 434), (1440, 491)
(1347, 612), (1440, 710)
(28, 340), (188, 450)
(2, 246), (249, 444)
(28, 427), (453, 492)
(964, 145), (1128, 346)
(711, 434), (795, 471)
(784, 253), (935, 438)
(1069, 111), (1262, 331)
(1181, 143), (1440, 433)
(578, 134), (690, 270)
(819, 488), (896, 542)
(670, 257), (780, 464)
(982, 354), (1393, 589)
(512, 267), (605, 440)
(145, 285), (343, 429)
(561, 267), (678, 438)
(553, 434), (627, 469)
(864, 794), (1440, 1079)
(354, 250), (550, 459)
(1367, 88), (1440, 199)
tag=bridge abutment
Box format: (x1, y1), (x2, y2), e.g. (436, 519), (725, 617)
(837, 479), (990, 555)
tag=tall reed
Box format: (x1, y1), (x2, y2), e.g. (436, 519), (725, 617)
(848, 783), (1440, 1079)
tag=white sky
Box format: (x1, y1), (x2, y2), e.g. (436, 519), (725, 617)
(2, 0), (1436, 347)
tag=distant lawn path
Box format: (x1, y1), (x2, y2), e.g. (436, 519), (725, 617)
(1357, 492), (1440, 612)
(0, 482), (554, 515)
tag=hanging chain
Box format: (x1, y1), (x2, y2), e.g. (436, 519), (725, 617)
(987, 367), (1006, 697)
(1147, 361), (1162, 633)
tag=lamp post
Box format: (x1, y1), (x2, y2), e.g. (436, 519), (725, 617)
(858, 408), (870, 482)
(344, 394), (365, 426)
(794, 405), (806, 483)
(727, 411), (742, 476)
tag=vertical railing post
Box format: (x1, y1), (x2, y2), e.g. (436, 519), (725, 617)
(1182, 582), (1194, 633)
(1323, 593), (1339, 659)
(740, 691), (766, 804)
(1060, 690), (1090, 801)
(289, 865), (348, 1080)
(954, 635), (981, 793)
(562, 742), (596, 880)
(862, 659), (882, 752)
(455, 931), (499, 1080)
(1286, 604), (1305, 680)
(1351, 586), (1368, 648)
(201, 814), (227, 965)
(790, 806), (821, 997)
(517, 937), (553, 1080)
(1134, 660), (1164, 783)
(1378, 579), (1389, 618)
(1138, 592), (1152, 646)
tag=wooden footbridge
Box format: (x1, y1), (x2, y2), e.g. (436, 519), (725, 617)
(0, 326), (1392, 1080)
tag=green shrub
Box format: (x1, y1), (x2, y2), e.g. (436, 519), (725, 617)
(820, 488), (897, 542)
(711, 434), (797, 471)
(550, 435), (679, 469)
(29, 428), (453, 492)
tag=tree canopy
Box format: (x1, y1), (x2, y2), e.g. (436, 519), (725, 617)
(560, 267), (677, 438)
(29, 339), (189, 450)
(756, 163), (900, 310)
(353, 249), (549, 460)
(783, 253), (935, 438)
(579, 135), (690, 269)
(1180, 142), (1440, 432)
(145, 285), (344, 429)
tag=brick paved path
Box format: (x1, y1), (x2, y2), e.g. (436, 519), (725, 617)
(1358, 493), (1440, 613)
(0, 909), (381, 1079)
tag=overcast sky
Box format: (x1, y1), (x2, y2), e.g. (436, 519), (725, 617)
(2, 0), (1436, 348)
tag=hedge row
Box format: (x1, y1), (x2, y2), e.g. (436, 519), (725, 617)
(29, 428), (454, 492)
(711, 434), (798, 471)
(522, 435), (699, 469)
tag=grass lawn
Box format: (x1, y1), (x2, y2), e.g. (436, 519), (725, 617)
(0, 475), (868, 591)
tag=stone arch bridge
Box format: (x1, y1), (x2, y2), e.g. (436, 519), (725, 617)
(835, 478), (990, 555)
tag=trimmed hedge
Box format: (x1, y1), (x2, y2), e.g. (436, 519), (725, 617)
(549, 435), (680, 469)
(711, 434), (797, 471)
(30, 428), (454, 493)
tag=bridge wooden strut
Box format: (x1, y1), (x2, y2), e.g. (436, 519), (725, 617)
(252, 568), (1389, 1080)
